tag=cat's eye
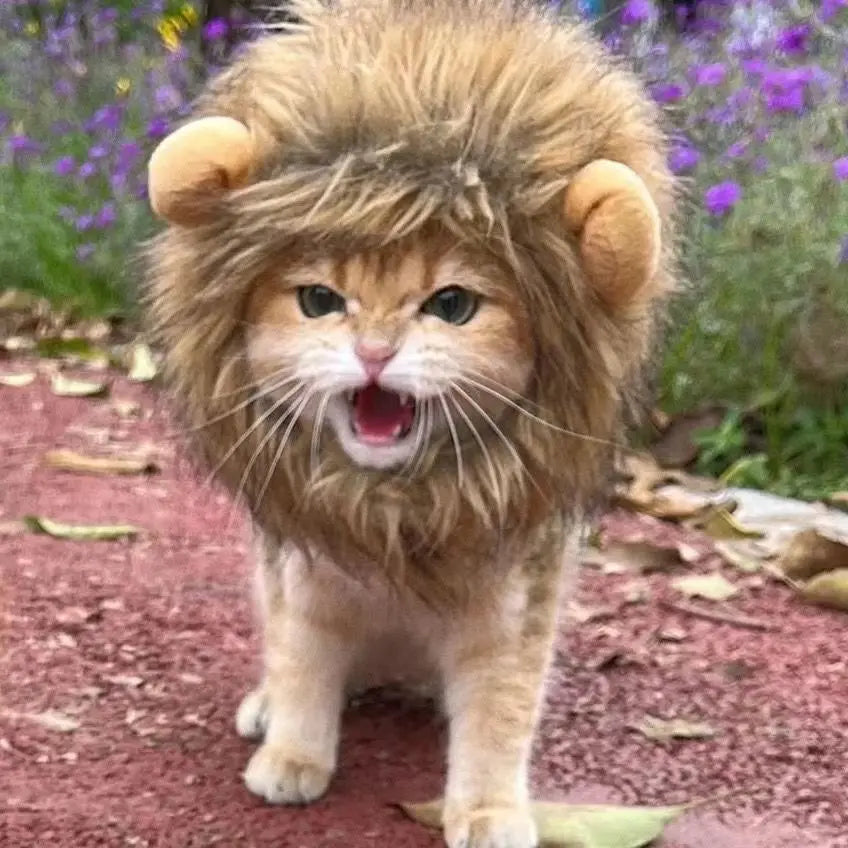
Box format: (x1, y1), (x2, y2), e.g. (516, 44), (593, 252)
(420, 286), (479, 325)
(297, 285), (346, 318)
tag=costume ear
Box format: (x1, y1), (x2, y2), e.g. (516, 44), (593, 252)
(563, 159), (662, 309)
(147, 116), (254, 226)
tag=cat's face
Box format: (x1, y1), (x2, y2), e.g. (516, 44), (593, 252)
(245, 238), (534, 470)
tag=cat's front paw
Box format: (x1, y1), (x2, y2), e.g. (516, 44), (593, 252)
(443, 805), (538, 848)
(235, 686), (268, 740)
(243, 743), (333, 805)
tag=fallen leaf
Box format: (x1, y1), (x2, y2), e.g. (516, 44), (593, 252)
(629, 714), (717, 744)
(0, 289), (41, 312)
(127, 343), (157, 382)
(671, 573), (739, 602)
(105, 674), (144, 688)
(801, 568), (848, 612)
(687, 506), (763, 541)
(828, 492), (848, 510)
(649, 405), (726, 468)
(36, 336), (107, 361)
(22, 710), (79, 733)
(656, 625), (688, 642)
(50, 374), (108, 398)
(775, 529), (848, 581)
(583, 540), (684, 575)
(397, 798), (689, 848)
(0, 372), (36, 387)
(23, 516), (141, 541)
(566, 601), (614, 624)
(43, 449), (157, 476)
(713, 541), (764, 574)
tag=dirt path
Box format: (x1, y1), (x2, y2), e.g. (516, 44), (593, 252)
(1, 362), (846, 847)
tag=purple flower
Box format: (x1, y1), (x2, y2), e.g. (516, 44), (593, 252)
(76, 244), (96, 262)
(839, 235), (848, 265)
(821, 0), (847, 22)
(154, 84), (182, 112)
(94, 203), (117, 229)
(88, 143), (109, 160)
(85, 104), (123, 134)
(762, 69), (808, 114)
(651, 83), (685, 104)
(692, 63), (727, 87)
(621, 0), (653, 25)
(741, 58), (768, 77)
(202, 17), (229, 40)
(777, 24), (811, 54)
(53, 156), (76, 176)
(753, 156), (770, 174)
(8, 134), (41, 155)
(669, 145), (700, 174)
(834, 157), (848, 182)
(78, 162), (97, 179)
(116, 141), (142, 168)
(146, 117), (170, 139)
(725, 141), (747, 159)
(54, 79), (75, 98)
(75, 214), (95, 233)
(704, 182), (742, 216)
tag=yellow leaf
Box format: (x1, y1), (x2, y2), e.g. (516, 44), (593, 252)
(0, 372), (36, 387)
(776, 528), (848, 581)
(50, 374), (108, 398)
(43, 449), (157, 476)
(671, 573), (739, 602)
(688, 507), (764, 541)
(127, 343), (158, 382)
(801, 568), (848, 612)
(23, 516), (141, 541)
(397, 798), (689, 848)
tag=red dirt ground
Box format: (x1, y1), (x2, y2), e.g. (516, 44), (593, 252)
(2, 361), (847, 848)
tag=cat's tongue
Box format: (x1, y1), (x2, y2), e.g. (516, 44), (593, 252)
(352, 384), (415, 443)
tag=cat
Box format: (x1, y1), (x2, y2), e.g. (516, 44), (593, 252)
(145, 1), (677, 845)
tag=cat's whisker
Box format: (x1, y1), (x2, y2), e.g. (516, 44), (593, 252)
(203, 380), (306, 488)
(448, 391), (502, 512)
(438, 393), (464, 490)
(450, 383), (532, 486)
(309, 392), (331, 483)
(165, 372), (299, 439)
(458, 375), (625, 450)
(209, 364), (297, 401)
(254, 389), (316, 516)
(228, 386), (307, 522)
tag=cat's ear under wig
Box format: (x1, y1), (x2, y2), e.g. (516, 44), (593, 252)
(147, 119), (661, 309)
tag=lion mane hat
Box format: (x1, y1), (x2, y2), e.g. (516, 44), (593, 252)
(146, 0), (677, 604)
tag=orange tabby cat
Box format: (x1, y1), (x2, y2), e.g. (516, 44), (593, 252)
(144, 1), (677, 845)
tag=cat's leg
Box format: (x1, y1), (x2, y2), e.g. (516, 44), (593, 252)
(242, 541), (358, 805)
(438, 538), (572, 848)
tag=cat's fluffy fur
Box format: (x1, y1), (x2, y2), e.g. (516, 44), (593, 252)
(146, 0), (676, 607)
(145, 1), (676, 843)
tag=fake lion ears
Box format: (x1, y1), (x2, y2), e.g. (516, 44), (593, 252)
(148, 117), (661, 308)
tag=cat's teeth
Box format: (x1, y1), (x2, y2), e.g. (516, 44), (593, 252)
(399, 393), (411, 406)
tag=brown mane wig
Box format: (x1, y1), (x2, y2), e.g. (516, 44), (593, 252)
(145, 0), (677, 607)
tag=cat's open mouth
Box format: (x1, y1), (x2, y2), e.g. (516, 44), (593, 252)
(347, 384), (416, 445)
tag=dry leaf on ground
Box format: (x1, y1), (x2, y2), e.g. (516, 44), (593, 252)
(629, 714), (717, 744)
(801, 569), (848, 612)
(127, 343), (158, 382)
(713, 541), (765, 574)
(0, 372), (36, 387)
(648, 405), (726, 468)
(582, 540), (694, 575)
(671, 573), (739, 602)
(43, 449), (157, 476)
(23, 516), (142, 541)
(775, 528), (848, 581)
(686, 505), (763, 540)
(50, 374), (108, 398)
(3, 709), (80, 733)
(397, 797), (689, 848)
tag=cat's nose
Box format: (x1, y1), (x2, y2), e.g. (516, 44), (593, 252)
(355, 340), (396, 379)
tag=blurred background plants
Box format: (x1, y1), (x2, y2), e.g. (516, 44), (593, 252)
(1, 0), (846, 499)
